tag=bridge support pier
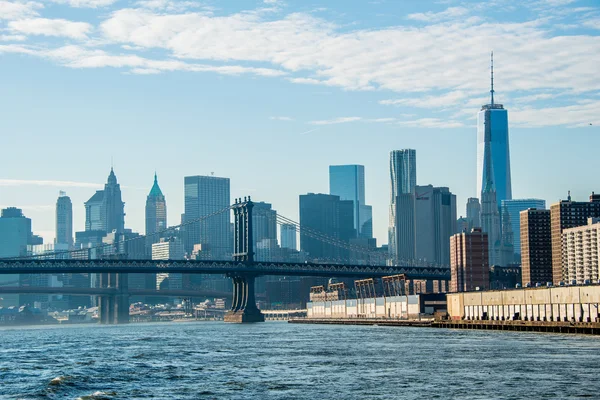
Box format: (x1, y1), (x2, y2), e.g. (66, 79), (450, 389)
(224, 273), (264, 323)
(98, 272), (130, 325)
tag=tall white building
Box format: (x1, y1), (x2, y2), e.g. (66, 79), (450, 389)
(183, 175), (231, 259)
(562, 218), (600, 284)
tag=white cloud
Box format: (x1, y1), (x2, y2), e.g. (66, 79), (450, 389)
(511, 100), (600, 127)
(0, 1), (42, 20)
(47, 0), (118, 8)
(310, 117), (362, 125)
(93, 7), (600, 97)
(0, 44), (287, 77)
(270, 116), (294, 121)
(513, 93), (557, 103)
(0, 3), (599, 127)
(309, 116), (398, 125)
(0, 179), (102, 188)
(135, 0), (206, 13)
(397, 118), (465, 128)
(380, 91), (470, 109)
(583, 18), (600, 30)
(0, 35), (27, 41)
(9, 18), (92, 39)
(407, 6), (469, 22)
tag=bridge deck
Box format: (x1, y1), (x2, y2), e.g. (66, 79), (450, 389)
(0, 260), (450, 280)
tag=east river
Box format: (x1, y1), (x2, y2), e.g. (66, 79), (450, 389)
(1, 322), (599, 399)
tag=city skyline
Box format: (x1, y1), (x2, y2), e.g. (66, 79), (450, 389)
(1, 1), (599, 246)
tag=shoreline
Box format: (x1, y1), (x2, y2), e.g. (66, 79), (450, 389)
(289, 318), (600, 335)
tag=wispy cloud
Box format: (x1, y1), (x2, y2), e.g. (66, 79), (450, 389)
(299, 127), (319, 135)
(407, 6), (469, 22)
(48, 0), (118, 8)
(0, 179), (102, 189)
(9, 18), (92, 39)
(511, 100), (600, 127)
(0, 1), (43, 20)
(310, 117), (362, 125)
(397, 118), (464, 128)
(270, 116), (295, 121)
(380, 91), (470, 109)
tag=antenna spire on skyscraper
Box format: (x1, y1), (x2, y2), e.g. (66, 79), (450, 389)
(490, 51), (494, 106)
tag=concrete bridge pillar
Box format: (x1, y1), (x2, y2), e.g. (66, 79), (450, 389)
(98, 272), (130, 325)
(224, 273), (264, 323)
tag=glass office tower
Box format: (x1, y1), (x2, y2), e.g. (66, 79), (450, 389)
(329, 165), (372, 238)
(476, 53), (512, 206)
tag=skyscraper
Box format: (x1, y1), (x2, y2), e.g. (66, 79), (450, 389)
(299, 193), (354, 261)
(390, 149), (417, 199)
(0, 207), (34, 306)
(501, 198), (546, 260)
(183, 175), (231, 259)
(450, 228), (489, 293)
(476, 52), (512, 205)
(550, 192), (600, 284)
(466, 198), (481, 230)
(55, 191), (73, 247)
(253, 202), (277, 262)
(329, 165), (373, 238)
(145, 173), (167, 238)
(520, 208), (552, 286)
(84, 168), (125, 235)
(415, 185), (457, 265)
(481, 180), (503, 266)
(280, 224), (297, 251)
(389, 149), (416, 263)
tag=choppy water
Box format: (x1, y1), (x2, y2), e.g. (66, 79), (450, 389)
(1, 322), (599, 399)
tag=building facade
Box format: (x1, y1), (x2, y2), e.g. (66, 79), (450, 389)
(55, 192), (73, 247)
(152, 237), (185, 290)
(329, 164), (373, 239)
(84, 168), (125, 235)
(389, 193), (416, 263)
(466, 197), (481, 230)
(550, 193), (600, 284)
(389, 149), (416, 263)
(299, 193), (355, 261)
(183, 175), (231, 259)
(476, 54), (512, 207)
(280, 223), (297, 251)
(450, 228), (489, 293)
(520, 208), (552, 286)
(415, 185), (457, 265)
(562, 218), (600, 285)
(501, 198), (546, 261)
(0, 208), (35, 306)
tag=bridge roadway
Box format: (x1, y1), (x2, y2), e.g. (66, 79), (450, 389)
(0, 286), (231, 298)
(0, 259), (451, 280)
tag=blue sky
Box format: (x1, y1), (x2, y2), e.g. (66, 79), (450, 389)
(0, 0), (599, 245)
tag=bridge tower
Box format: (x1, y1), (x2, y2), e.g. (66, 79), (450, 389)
(98, 271), (130, 324)
(224, 197), (265, 323)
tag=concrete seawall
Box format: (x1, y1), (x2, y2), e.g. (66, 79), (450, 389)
(290, 318), (600, 335)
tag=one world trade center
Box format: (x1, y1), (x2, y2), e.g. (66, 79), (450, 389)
(476, 52), (512, 204)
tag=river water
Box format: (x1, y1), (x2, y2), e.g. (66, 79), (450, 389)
(0, 322), (599, 399)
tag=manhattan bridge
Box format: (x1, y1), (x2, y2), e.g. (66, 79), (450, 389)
(0, 198), (450, 324)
